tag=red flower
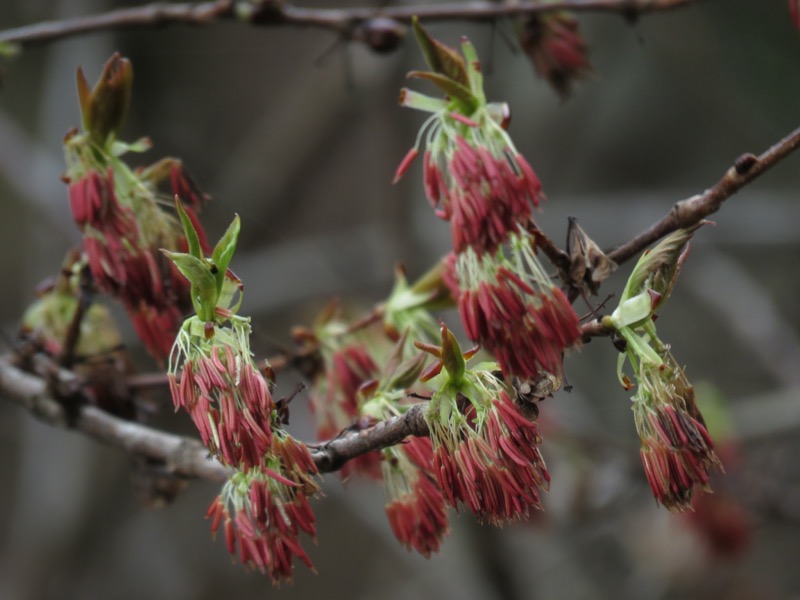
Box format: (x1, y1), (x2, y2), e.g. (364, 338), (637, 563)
(441, 252), (461, 302)
(430, 390), (550, 525)
(791, 0), (800, 31)
(207, 464), (317, 584)
(68, 168), (205, 361)
(425, 136), (544, 254)
(169, 343), (273, 470)
(519, 12), (593, 100)
(453, 232), (581, 378)
(638, 403), (720, 510)
(128, 303), (183, 362)
(633, 360), (723, 510)
(383, 437), (449, 556)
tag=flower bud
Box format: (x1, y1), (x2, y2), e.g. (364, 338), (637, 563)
(355, 18), (406, 53)
(518, 12), (592, 100)
(76, 53), (133, 146)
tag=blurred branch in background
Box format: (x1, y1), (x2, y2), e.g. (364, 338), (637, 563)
(0, 0), (699, 49)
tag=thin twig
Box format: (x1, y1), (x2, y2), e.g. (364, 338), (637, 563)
(309, 404), (428, 471)
(0, 355), (426, 481)
(607, 125), (800, 264)
(58, 264), (93, 369)
(580, 126), (800, 339)
(0, 355), (231, 482)
(0, 0), (700, 47)
(0, 1), (234, 45)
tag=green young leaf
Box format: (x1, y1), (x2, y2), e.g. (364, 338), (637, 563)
(212, 214), (241, 293)
(440, 323), (466, 385)
(621, 224), (702, 303)
(76, 67), (93, 134)
(216, 271), (243, 313)
(399, 88), (450, 114)
(608, 292), (652, 330)
(388, 352), (428, 390)
(174, 197), (203, 260)
(412, 17), (469, 87)
(459, 37), (486, 106)
(406, 70), (477, 109)
(162, 250), (217, 321)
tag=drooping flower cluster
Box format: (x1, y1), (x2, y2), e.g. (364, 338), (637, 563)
(359, 339), (451, 554)
(419, 324), (550, 524)
(382, 437), (449, 557)
(63, 54), (210, 361)
(607, 226), (722, 510)
(169, 316), (274, 470)
(423, 125), (544, 255)
(394, 25), (543, 256)
(395, 23), (581, 379)
(517, 11), (593, 100)
(452, 227), (581, 379)
(165, 209), (318, 583)
(299, 271), (452, 554)
(632, 356), (722, 510)
(207, 437), (318, 583)
(304, 265), (446, 483)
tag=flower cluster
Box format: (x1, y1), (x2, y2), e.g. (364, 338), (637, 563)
(633, 357), (722, 510)
(420, 324), (550, 524)
(169, 317), (274, 470)
(395, 23), (581, 379)
(207, 441), (318, 584)
(305, 266), (446, 482)
(358, 348), (451, 554)
(309, 341), (379, 441)
(300, 279), (452, 554)
(518, 11), (593, 100)
(63, 54), (209, 361)
(394, 26), (543, 256)
(382, 437), (449, 557)
(607, 226), (722, 510)
(451, 228), (581, 379)
(165, 210), (319, 583)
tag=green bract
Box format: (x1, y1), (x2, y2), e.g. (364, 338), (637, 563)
(402, 18), (501, 127)
(607, 225), (703, 387)
(163, 198), (241, 323)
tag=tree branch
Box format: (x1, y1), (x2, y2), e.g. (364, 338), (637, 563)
(0, 355), (428, 482)
(0, 0), (700, 48)
(607, 125), (800, 264)
(0, 355), (232, 482)
(309, 404), (428, 472)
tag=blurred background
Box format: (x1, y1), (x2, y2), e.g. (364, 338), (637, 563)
(1, 1), (800, 599)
